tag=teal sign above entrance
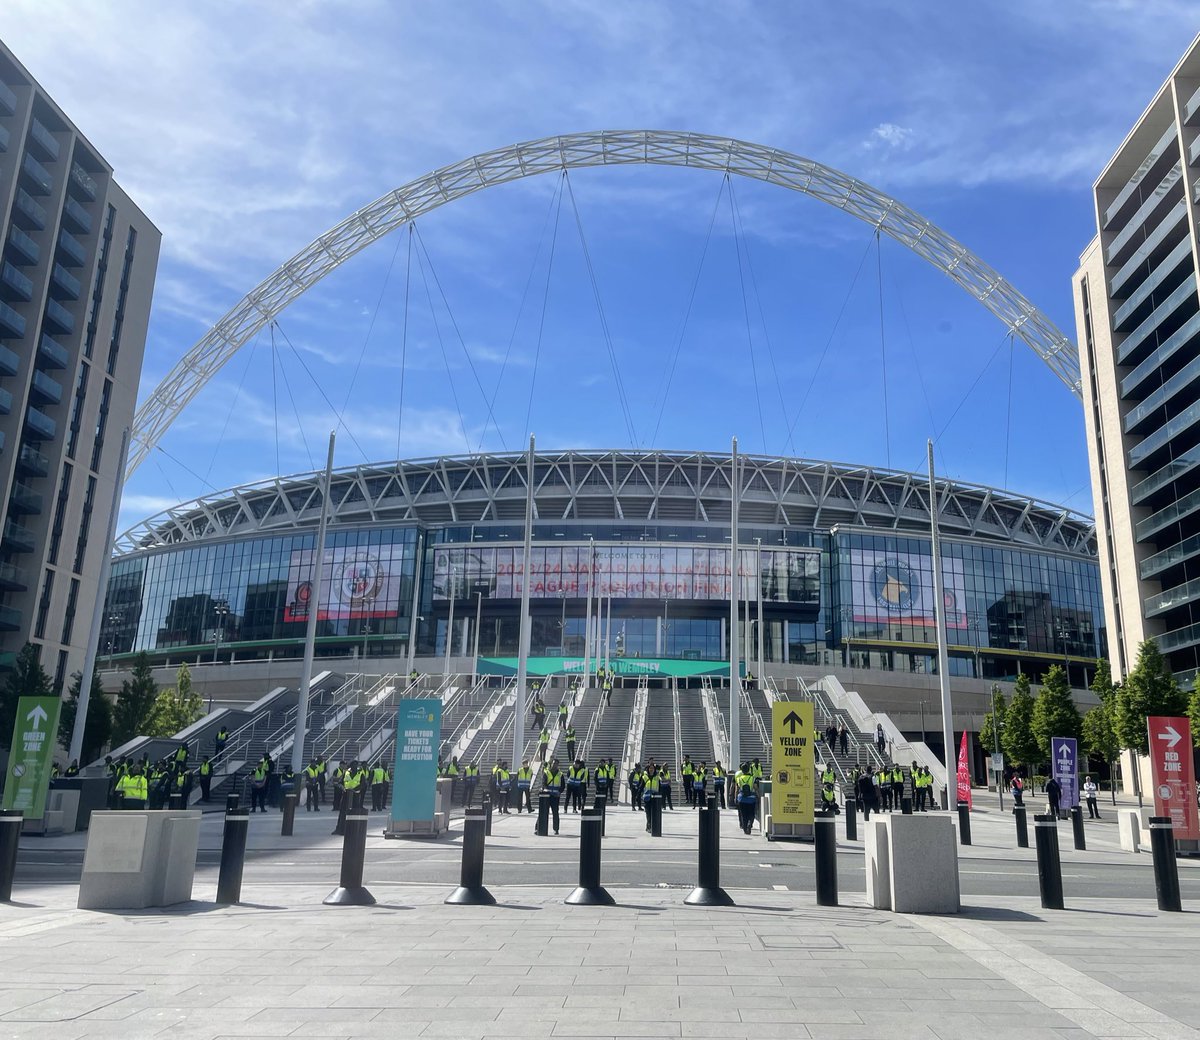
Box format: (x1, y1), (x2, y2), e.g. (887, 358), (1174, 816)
(477, 656), (739, 679)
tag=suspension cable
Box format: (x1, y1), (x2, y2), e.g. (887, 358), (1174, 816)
(727, 179), (768, 453)
(273, 325), (316, 472)
(883, 260), (940, 464)
(270, 324), (280, 475)
(204, 325), (263, 483)
(525, 171), (566, 442)
(919, 329), (1012, 465)
(876, 231), (891, 470)
(1003, 333), (1015, 490)
(396, 224), (413, 461)
(413, 234), (473, 453)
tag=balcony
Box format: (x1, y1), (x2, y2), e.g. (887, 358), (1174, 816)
(24, 405), (57, 441)
(17, 443), (49, 478)
(0, 386), (11, 415)
(27, 117), (59, 162)
(2, 519), (36, 554)
(0, 301), (26, 339)
(0, 562), (27, 592)
(7, 226), (39, 266)
(0, 605), (21, 632)
(43, 299), (73, 335)
(37, 333), (69, 368)
(62, 196), (91, 235)
(56, 229), (85, 266)
(0, 261), (33, 302)
(30, 369), (61, 406)
(0, 79), (16, 115)
(21, 153), (53, 195)
(8, 481), (43, 516)
(13, 189), (46, 231)
(69, 163), (97, 201)
(50, 263), (80, 301)
(0, 344), (17, 376)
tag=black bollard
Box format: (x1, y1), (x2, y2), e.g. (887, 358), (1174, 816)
(814, 813), (839, 906)
(650, 794), (663, 838)
(281, 792), (298, 837)
(901, 795), (913, 815)
(169, 792), (184, 810)
(595, 794), (607, 837)
(1033, 813), (1064, 910)
(566, 807), (613, 906)
(1013, 805), (1029, 848)
(332, 800), (348, 837)
(1149, 816), (1182, 912)
(685, 804), (734, 906)
(535, 791), (550, 837)
(0, 810), (23, 902)
(324, 813), (376, 905)
(1070, 805), (1086, 851)
(446, 809), (496, 905)
(940, 787), (949, 811)
(482, 793), (493, 837)
(845, 795), (858, 841)
(215, 809), (249, 905)
(226, 793), (239, 812)
(956, 801), (972, 846)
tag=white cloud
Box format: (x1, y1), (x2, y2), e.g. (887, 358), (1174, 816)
(866, 123), (915, 151)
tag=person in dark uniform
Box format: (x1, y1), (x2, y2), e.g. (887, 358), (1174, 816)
(628, 762), (644, 810)
(198, 757), (213, 802)
(304, 760), (322, 811)
(516, 760), (534, 812)
(542, 758), (565, 834)
(564, 725), (577, 763)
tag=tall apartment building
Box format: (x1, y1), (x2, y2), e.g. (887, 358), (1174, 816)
(1074, 35), (1200, 686)
(0, 42), (159, 692)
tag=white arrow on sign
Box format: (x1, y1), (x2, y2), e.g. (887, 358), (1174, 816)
(25, 705), (48, 730)
(1057, 744), (1072, 759)
(1157, 724), (1182, 750)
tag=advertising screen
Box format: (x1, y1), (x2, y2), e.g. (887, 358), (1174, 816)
(283, 545), (408, 622)
(849, 549), (967, 629)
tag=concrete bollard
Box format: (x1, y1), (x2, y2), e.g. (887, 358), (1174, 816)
(684, 804), (733, 906)
(215, 808), (250, 905)
(1013, 805), (1029, 848)
(956, 801), (972, 846)
(281, 792), (298, 837)
(1070, 805), (1086, 851)
(814, 813), (838, 907)
(323, 814), (376, 906)
(566, 807), (613, 906)
(1034, 813), (1064, 910)
(446, 809), (495, 905)
(0, 810), (23, 902)
(1149, 816), (1182, 912)
(649, 794), (663, 837)
(594, 794), (607, 837)
(535, 791), (550, 837)
(845, 795), (858, 841)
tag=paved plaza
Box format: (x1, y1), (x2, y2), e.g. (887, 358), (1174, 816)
(3, 800), (1200, 1039)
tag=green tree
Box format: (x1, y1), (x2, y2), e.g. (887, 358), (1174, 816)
(1115, 640), (1187, 754)
(57, 671), (113, 764)
(980, 687), (1006, 755)
(113, 651), (158, 745)
(1002, 673), (1039, 770)
(1188, 686), (1200, 749)
(144, 663), (203, 738)
(1031, 664), (1082, 762)
(1, 643), (54, 749)
(1083, 658), (1121, 766)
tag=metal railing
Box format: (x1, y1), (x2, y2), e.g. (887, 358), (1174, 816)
(671, 680), (684, 774)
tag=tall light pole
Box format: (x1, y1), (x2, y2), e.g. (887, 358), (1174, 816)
(512, 434), (535, 766)
(472, 591), (483, 687)
(211, 600), (229, 664)
(728, 437), (741, 771)
(443, 562), (457, 677)
(755, 537), (764, 684)
(582, 537), (594, 689)
(928, 439), (955, 793)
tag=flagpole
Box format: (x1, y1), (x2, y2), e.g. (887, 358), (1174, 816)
(928, 440), (955, 798)
(729, 437), (741, 771)
(512, 434), (535, 766)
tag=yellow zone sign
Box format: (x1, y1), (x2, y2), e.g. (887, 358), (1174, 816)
(771, 700), (814, 825)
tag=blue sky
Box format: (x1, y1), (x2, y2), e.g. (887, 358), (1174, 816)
(3, 1), (1198, 531)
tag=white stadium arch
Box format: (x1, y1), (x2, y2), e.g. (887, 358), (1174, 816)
(128, 130), (1081, 476)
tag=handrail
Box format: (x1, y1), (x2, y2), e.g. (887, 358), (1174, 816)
(581, 685), (604, 762)
(744, 688), (770, 749)
(619, 679), (649, 792)
(703, 684), (730, 766)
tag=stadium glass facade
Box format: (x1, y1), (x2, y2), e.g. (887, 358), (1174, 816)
(100, 451), (1105, 687)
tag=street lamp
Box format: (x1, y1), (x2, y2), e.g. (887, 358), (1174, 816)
(211, 600), (229, 664)
(105, 611), (123, 665)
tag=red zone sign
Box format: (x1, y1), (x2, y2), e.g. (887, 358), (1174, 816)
(1147, 716), (1199, 841)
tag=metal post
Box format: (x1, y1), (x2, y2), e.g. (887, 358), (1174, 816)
(225, 793), (239, 812)
(991, 683), (1005, 811)
(956, 800), (972, 845)
(535, 790), (550, 837)
(0, 810), (23, 902)
(728, 437), (741, 772)
(446, 809), (496, 904)
(444, 563), (456, 677)
(1033, 813), (1064, 910)
(291, 431), (336, 776)
(405, 529), (424, 679)
(595, 793), (607, 837)
(650, 793), (663, 837)
(685, 803), (734, 906)
(324, 813), (375, 905)
(566, 806), (613, 905)
(281, 792), (298, 837)
(70, 428), (130, 765)
(482, 792), (493, 837)
(927, 440), (954, 798)
(472, 591), (482, 688)
(1070, 805), (1086, 851)
(582, 538), (594, 691)
(512, 435), (535, 766)
(814, 814), (838, 907)
(215, 808), (249, 905)
(1013, 805), (1029, 848)
(1149, 816), (1182, 912)
(845, 793), (858, 841)
(755, 537), (764, 683)
(604, 594), (612, 678)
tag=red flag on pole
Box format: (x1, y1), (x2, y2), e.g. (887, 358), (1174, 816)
(956, 731), (972, 808)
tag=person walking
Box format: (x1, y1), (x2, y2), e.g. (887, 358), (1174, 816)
(1010, 771), (1025, 807)
(735, 764), (757, 834)
(214, 726), (229, 762)
(371, 761), (389, 812)
(564, 725), (577, 763)
(838, 721), (849, 757)
(602, 677), (612, 706)
(304, 760), (321, 811)
(641, 764), (661, 831)
(875, 722), (886, 756)
(1083, 775), (1101, 819)
(536, 727), (550, 762)
(558, 700), (569, 731)
(496, 761), (512, 814)
(463, 761), (480, 807)
(250, 759), (268, 813)
(1046, 775), (1062, 818)
(857, 767), (878, 821)
(711, 761), (727, 809)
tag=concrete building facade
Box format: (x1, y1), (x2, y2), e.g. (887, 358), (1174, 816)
(0, 42), (160, 691)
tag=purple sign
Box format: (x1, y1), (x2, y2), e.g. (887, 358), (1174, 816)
(1051, 736), (1079, 809)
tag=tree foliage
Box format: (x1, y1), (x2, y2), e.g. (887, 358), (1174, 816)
(57, 671), (113, 763)
(113, 651), (158, 745)
(1, 643), (54, 749)
(1001, 673), (1039, 770)
(1032, 664), (1082, 761)
(144, 663), (203, 738)
(1082, 658), (1121, 764)
(1115, 640), (1187, 754)
(1188, 687), (1200, 749)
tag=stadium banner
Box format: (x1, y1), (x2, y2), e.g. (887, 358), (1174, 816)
(390, 698), (442, 824)
(477, 655), (736, 678)
(771, 700), (814, 825)
(283, 544), (408, 622)
(432, 544), (820, 605)
(956, 730), (972, 808)
(849, 549), (968, 629)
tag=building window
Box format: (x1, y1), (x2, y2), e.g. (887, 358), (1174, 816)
(90, 378), (111, 472)
(61, 577), (79, 645)
(34, 568), (54, 639)
(73, 475), (96, 575)
(47, 462), (72, 565)
(106, 226), (136, 376)
(66, 361), (89, 459)
(54, 650), (68, 694)
(83, 205), (115, 359)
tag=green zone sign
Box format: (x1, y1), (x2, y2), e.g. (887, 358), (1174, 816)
(2, 696), (62, 820)
(477, 656), (736, 679)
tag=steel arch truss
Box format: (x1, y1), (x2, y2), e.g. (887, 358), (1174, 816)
(128, 130), (1082, 476)
(115, 449), (1096, 559)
